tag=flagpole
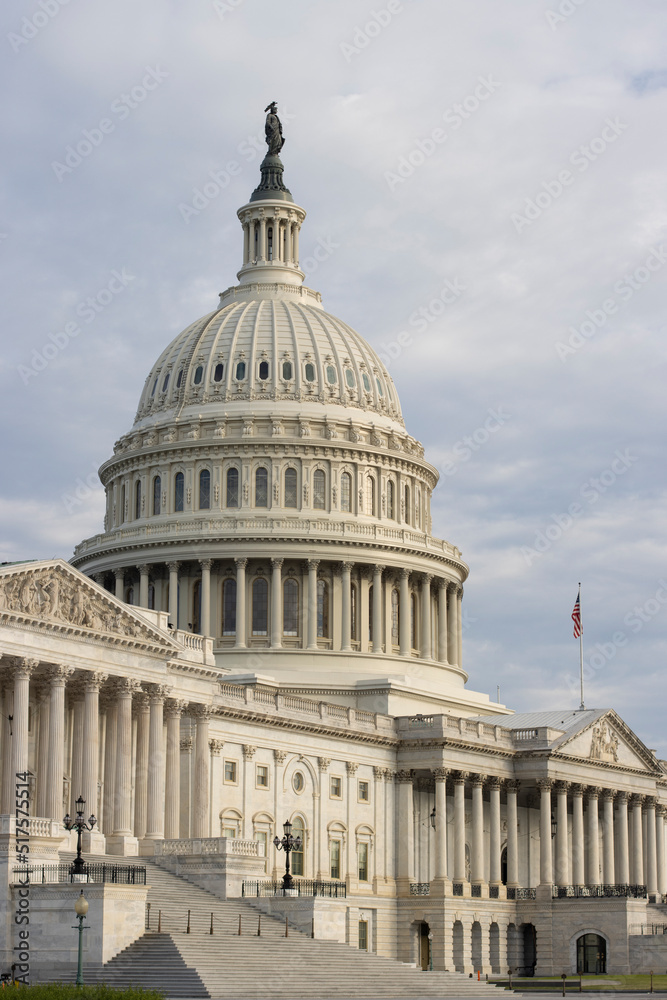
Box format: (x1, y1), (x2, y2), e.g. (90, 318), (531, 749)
(578, 583), (585, 711)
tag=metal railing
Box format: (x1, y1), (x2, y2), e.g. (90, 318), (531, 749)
(553, 884), (647, 899)
(242, 879), (346, 898)
(629, 923), (667, 935)
(506, 887), (536, 900)
(409, 883), (430, 895)
(12, 863), (147, 885)
(471, 883), (482, 897)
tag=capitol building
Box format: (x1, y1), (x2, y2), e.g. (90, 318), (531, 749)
(0, 109), (665, 985)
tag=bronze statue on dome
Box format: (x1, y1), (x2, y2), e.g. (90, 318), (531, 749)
(264, 102), (285, 154)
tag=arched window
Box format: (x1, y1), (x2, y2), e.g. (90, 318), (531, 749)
(340, 472), (351, 512)
(391, 588), (400, 644)
(255, 467), (268, 507)
(317, 580), (329, 638)
(404, 484), (411, 525)
(351, 583), (358, 641)
(120, 484), (126, 523)
(291, 817), (305, 876)
(152, 476), (161, 516)
(387, 480), (395, 520)
(368, 585), (373, 644)
(125, 586), (134, 605)
(222, 578), (237, 636)
(252, 578), (268, 636)
(410, 593), (417, 649)
(135, 480), (142, 519)
(313, 469), (326, 510)
(199, 469), (211, 509)
(365, 476), (375, 517)
(283, 578), (299, 636)
(226, 468), (239, 507)
(174, 472), (184, 512)
(284, 468), (297, 508)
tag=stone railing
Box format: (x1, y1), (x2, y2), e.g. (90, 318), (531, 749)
(154, 837), (260, 858)
(0, 816), (62, 838)
(397, 715), (514, 748)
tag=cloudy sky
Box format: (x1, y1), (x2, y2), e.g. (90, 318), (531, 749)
(2, 0), (666, 751)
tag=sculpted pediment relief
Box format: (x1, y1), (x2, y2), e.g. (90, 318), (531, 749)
(0, 560), (175, 650)
(556, 713), (656, 773)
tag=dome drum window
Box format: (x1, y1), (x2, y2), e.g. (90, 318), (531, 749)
(304, 362), (316, 383)
(151, 378), (158, 397)
(282, 360), (293, 381)
(174, 472), (184, 513)
(284, 468), (298, 508)
(213, 363), (224, 383)
(313, 469), (326, 510)
(345, 369), (355, 389)
(255, 467), (268, 507)
(326, 365), (337, 385)
(199, 469), (211, 510)
(258, 360), (270, 381)
(362, 373), (371, 393)
(193, 365), (204, 385)
(176, 369), (183, 388)
(162, 373), (170, 392)
(226, 468), (239, 508)
(235, 361), (246, 381)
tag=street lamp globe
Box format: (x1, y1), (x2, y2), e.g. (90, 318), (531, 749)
(74, 891), (89, 917)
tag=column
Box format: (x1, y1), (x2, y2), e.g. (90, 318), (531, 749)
(602, 790), (615, 886)
(447, 583), (457, 664)
(133, 693), (150, 841)
(399, 568), (410, 657)
(315, 756), (329, 881)
(45, 665), (73, 821)
(657, 807), (666, 896)
(587, 787), (601, 885)
(82, 671), (106, 818)
(139, 564), (150, 608)
(208, 740), (224, 837)
(645, 797), (658, 896)
(307, 559), (319, 650)
(192, 706), (210, 838)
(270, 558), (283, 649)
(433, 768), (449, 884)
(35, 687), (50, 817)
(456, 587), (463, 668)
(102, 702), (117, 836)
(453, 772), (467, 882)
(12, 659), (35, 788)
(631, 795), (644, 886)
(1, 685), (13, 815)
(616, 791), (630, 885)
(437, 580), (448, 663)
(109, 678), (140, 854)
(572, 785), (585, 886)
(293, 220), (300, 265)
(506, 781), (520, 887)
(489, 777), (502, 886)
(167, 561), (180, 627)
(555, 782), (569, 887)
(164, 699), (185, 840)
(372, 565), (383, 653)
(144, 685), (168, 848)
(243, 221), (249, 263)
(259, 215), (266, 261)
(341, 562), (353, 652)
(372, 766), (385, 891)
(345, 761), (358, 886)
(235, 557), (247, 648)
(538, 780), (553, 885)
(200, 559), (212, 635)
(69, 692), (85, 809)
(114, 569), (124, 600)
(396, 771), (414, 888)
(471, 774), (485, 885)
(420, 574), (432, 659)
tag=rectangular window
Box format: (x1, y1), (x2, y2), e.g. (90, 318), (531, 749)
(358, 780), (369, 802)
(226, 468), (239, 507)
(224, 760), (237, 783)
(358, 843), (369, 881)
(358, 920), (368, 951)
(313, 469), (326, 509)
(330, 776), (342, 799)
(222, 826), (236, 839)
(254, 831), (267, 856)
(256, 764), (269, 788)
(330, 840), (340, 880)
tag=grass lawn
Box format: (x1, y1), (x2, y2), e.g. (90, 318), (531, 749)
(491, 973), (667, 991)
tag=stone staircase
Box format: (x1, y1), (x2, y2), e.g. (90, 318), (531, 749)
(55, 853), (515, 999)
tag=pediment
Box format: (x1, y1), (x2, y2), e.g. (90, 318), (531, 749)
(555, 711), (658, 773)
(0, 560), (177, 653)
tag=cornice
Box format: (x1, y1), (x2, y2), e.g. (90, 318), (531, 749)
(211, 704), (398, 748)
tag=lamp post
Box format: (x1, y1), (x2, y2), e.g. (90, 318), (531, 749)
(273, 819), (302, 890)
(63, 796), (97, 875)
(73, 891), (88, 986)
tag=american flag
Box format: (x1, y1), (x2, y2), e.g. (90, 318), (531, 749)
(571, 588), (582, 638)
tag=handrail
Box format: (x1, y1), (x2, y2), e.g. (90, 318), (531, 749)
(12, 862), (146, 885)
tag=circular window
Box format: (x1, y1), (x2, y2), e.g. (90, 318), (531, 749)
(345, 369), (355, 388)
(326, 365), (337, 384)
(292, 771), (305, 793)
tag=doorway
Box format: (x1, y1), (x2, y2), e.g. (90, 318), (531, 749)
(577, 934), (606, 974)
(419, 922), (431, 971)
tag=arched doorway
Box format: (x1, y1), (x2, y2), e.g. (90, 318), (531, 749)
(471, 921), (482, 973)
(520, 923), (537, 976)
(453, 920), (464, 973)
(489, 922), (500, 974)
(418, 922), (430, 971)
(577, 934), (606, 974)
(501, 845), (508, 885)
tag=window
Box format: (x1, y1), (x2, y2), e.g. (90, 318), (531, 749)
(199, 469), (211, 509)
(391, 589), (400, 644)
(362, 372), (371, 393)
(404, 484), (411, 524)
(340, 472), (351, 512)
(135, 480), (142, 519)
(415, 488), (421, 528)
(345, 368), (355, 388)
(252, 578), (268, 635)
(283, 578), (299, 636)
(222, 578), (237, 636)
(176, 369), (183, 388)
(224, 760), (237, 783)
(282, 360), (293, 380)
(235, 361), (246, 380)
(317, 580), (329, 638)
(330, 840), (341, 879)
(368, 585), (373, 644)
(330, 776), (342, 799)
(358, 920), (368, 951)
(174, 472), (184, 512)
(387, 480), (395, 520)
(376, 376), (383, 396)
(255, 831), (268, 857)
(304, 362), (316, 382)
(411, 593), (416, 649)
(351, 583), (358, 641)
(291, 817), (305, 876)
(193, 365), (203, 385)
(120, 484), (126, 523)
(152, 475), (161, 516)
(226, 468), (239, 507)
(148, 584), (155, 610)
(292, 771), (305, 793)
(255, 467), (268, 507)
(284, 468), (297, 508)
(326, 365), (337, 384)
(151, 377), (158, 396)
(358, 781), (369, 802)
(192, 580), (201, 634)
(313, 469), (326, 510)
(222, 826), (236, 839)
(259, 360), (269, 380)
(358, 843), (369, 881)
(162, 372), (170, 392)
(256, 765), (269, 788)
(365, 476), (375, 517)
(213, 362), (224, 382)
